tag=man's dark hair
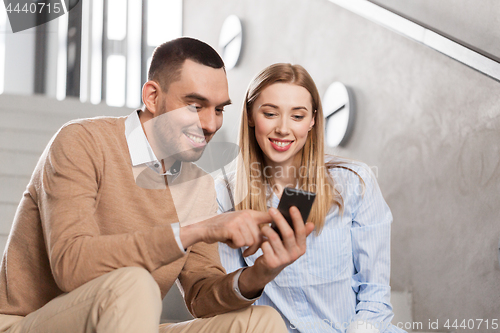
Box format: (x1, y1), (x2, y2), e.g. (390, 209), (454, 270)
(148, 37), (225, 91)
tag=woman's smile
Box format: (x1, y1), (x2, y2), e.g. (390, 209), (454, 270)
(269, 138), (294, 151)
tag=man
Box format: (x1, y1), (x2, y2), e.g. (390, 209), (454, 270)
(0, 37), (314, 332)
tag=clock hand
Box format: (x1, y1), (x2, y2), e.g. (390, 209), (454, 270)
(222, 33), (240, 49)
(326, 104), (346, 119)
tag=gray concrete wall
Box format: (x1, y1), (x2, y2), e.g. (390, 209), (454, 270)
(184, 0), (500, 330)
(370, 0), (500, 59)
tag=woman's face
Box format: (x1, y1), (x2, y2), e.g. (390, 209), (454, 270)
(250, 83), (315, 168)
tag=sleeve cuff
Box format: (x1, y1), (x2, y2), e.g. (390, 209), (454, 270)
(232, 268), (261, 302)
(171, 222), (186, 253)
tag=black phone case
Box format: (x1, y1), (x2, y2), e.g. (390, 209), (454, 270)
(272, 187), (316, 238)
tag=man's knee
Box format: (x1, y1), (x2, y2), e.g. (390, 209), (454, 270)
(109, 266), (156, 283)
(101, 267), (161, 305)
(164, 306), (286, 333)
(246, 306), (287, 333)
(250, 306), (281, 321)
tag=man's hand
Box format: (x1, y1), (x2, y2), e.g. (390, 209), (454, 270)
(179, 210), (272, 256)
(238, 206), (315, 298)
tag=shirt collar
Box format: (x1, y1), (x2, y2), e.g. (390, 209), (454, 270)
(125, 110), (182, 177)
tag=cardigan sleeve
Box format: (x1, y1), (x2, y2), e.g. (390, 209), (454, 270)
(36, 123), (185, 292)
(177, 193), (256, 318)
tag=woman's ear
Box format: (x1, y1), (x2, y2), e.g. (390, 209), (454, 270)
(309, 110), (316, 131)
(247, 112), (255, 127)
(142, 80), (161, 114)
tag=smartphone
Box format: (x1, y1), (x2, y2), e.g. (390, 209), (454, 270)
(271, 187), (316, 239)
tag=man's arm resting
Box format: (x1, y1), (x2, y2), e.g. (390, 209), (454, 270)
(236, 265), (271, 299)
(178, 242), (258, 318)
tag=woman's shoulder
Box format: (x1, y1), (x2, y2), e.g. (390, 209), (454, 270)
(324, 155), (382, 204)
(325, 155), (374, 182)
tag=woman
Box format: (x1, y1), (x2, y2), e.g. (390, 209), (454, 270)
(216, 63), (405, 333)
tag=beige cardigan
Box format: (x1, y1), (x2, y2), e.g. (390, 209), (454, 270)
(0, 116), (253, 317)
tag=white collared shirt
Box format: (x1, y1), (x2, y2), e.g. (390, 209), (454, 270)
(125, 110), (184, 252)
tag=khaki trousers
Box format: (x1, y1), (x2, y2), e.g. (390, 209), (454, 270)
(0, 267), (286, 333)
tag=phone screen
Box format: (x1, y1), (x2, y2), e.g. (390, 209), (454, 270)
(271, 187), (316, 238)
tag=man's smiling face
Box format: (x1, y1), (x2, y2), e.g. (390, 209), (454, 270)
(146, 59), (231, 164)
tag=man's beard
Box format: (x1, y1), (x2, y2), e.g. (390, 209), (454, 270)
(150, 114), (207, 163)
(167, 147), (206, 162)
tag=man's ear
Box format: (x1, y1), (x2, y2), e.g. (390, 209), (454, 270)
(142, 80), (161, 114)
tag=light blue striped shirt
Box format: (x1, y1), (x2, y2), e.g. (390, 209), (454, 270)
(216, 161), (406, 333)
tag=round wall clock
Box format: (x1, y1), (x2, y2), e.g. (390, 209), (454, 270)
(218, 15), (243, 70)
(323, 82), (355, 147)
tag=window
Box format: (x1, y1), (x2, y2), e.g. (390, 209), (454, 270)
(0, 0), (183, 107)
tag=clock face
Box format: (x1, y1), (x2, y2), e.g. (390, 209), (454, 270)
(219, 15), (243, 70)
(323, 82), (354, 147)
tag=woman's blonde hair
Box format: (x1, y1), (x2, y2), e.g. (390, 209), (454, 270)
(234, 63), (343, 233)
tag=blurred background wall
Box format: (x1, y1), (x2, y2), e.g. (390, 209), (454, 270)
(0, 0), (499, 331)
(183, 0), (500, 330)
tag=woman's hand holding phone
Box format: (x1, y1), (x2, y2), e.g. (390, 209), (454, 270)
(238, 206), (315, 297)
(259, 207), (315, 271)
